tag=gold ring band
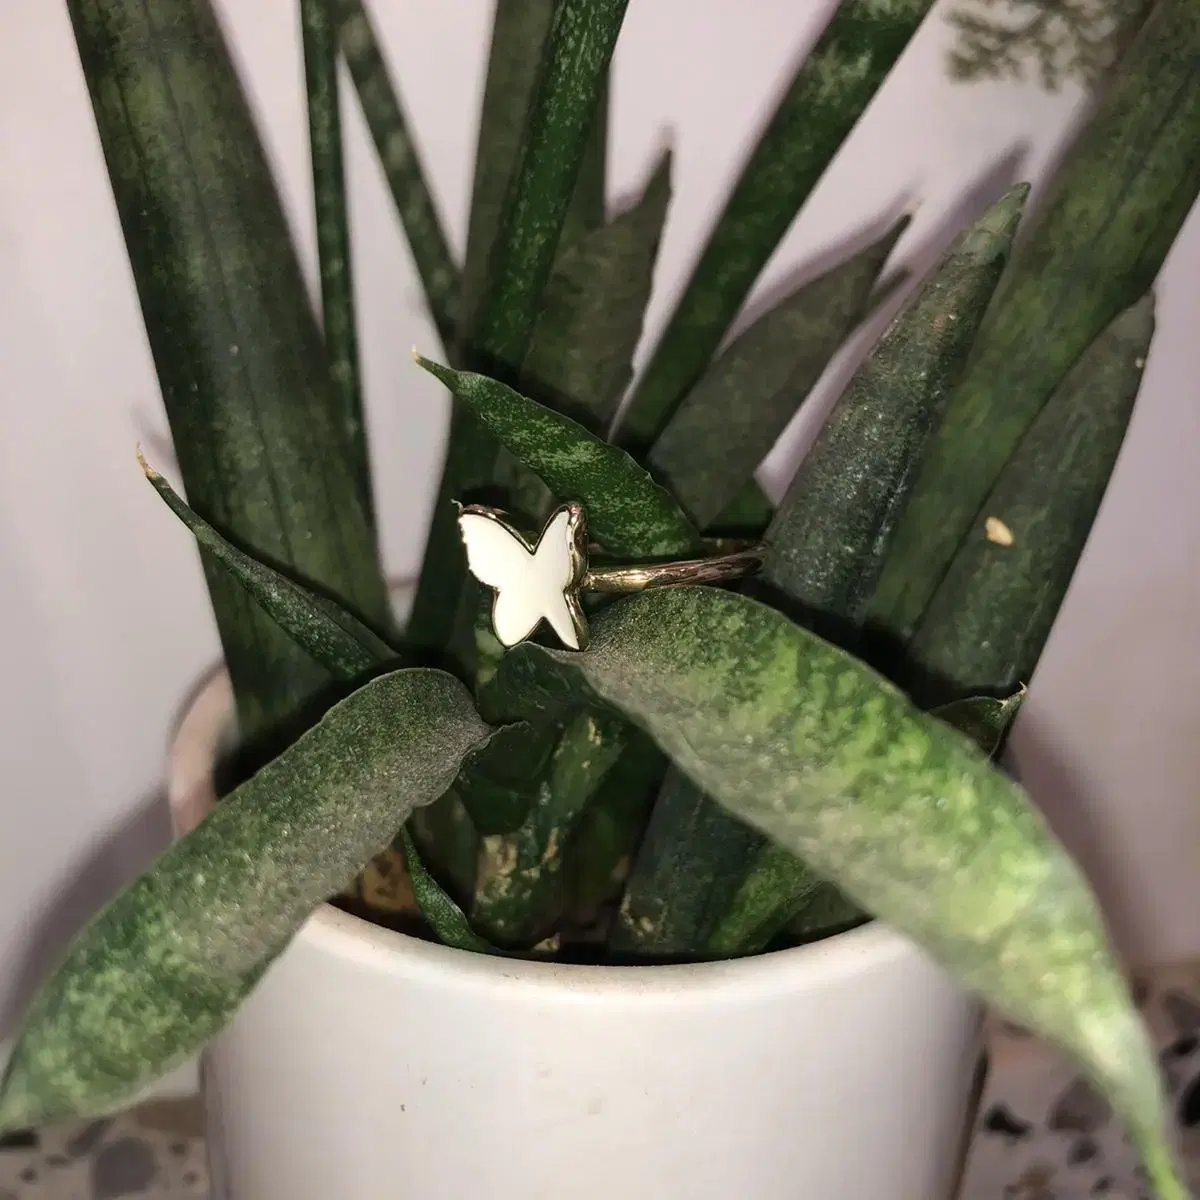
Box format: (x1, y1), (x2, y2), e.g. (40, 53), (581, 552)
(454, 501), (766, 651)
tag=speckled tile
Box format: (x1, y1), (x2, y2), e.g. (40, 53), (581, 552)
(0, 1100), (207, 1199)
(960, 961), (1200, 1198)
(6, 966), (1200, 1199)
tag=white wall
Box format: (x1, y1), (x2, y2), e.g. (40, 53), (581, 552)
(0, 0), (1196, 1037)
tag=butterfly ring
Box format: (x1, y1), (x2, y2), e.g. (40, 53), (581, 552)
(454, 501), (767, 651)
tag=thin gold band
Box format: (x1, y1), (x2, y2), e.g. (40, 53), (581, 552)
(584, 543), (766, 595)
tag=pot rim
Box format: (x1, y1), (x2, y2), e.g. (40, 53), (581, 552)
(167, 662), (930, 1000)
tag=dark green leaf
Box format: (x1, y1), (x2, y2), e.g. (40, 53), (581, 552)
(409, 0), (615, 658)
(302, 0), (371, 524)
(869, 0), (1200, 644)
(337, 0), (459, 348)
(617, 0), (939, 454)
(523, 150), (672, 433)
(761, 185), (1029, 646)
(67, 0), (390, 739)
(565, 729), (665, 921)
(469, 0), (629, 371)
(905, 295), (1156, 707)
(495, 587), (1182, 1195)
(931, 689), (1027, 759)
(141, 454), (397, 679)
(706, 479), (775, 537)
(705, 844), (849, 955)
(458, 0), (570, 343)
(399, 827), (497, 954)
(652, 189), (1028, 957)
(0, 671), (492, 1129)
(648, 217), (909, 528)
(472, 712), (627, 947)
(455, 720), (560, 835)
(413, 357), (701, 556)
(609, 766), (764, 958)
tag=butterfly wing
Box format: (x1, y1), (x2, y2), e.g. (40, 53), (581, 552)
(531, 506), (587, 650)
(457, 509), (548, 648)
(456, 510), (534, 590)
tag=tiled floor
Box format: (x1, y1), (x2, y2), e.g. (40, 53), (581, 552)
(4, 963), (1200, 1199)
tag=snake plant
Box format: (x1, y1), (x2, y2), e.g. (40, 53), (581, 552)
(3, 2), (1197, 1194)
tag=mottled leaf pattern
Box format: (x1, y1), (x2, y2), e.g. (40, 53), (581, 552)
(494, 587), (1182, 1196)
(414, 357), (701, 556)
(0, 671), (492, 1129)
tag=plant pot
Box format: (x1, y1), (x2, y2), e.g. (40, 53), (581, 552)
(167, 666), (984, 1200)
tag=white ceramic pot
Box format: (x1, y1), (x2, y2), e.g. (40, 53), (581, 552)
(168, 667), (984, 1200)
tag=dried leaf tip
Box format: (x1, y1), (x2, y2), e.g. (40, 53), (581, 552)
(134, 442), (159, 480)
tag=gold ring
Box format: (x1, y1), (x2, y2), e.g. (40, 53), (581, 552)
(455, 501), (766, 651)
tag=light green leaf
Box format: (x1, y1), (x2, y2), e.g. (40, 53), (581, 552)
(413, 357), (701, 556)
(869, 1), (1200, 644)
(647, 216), (909, 528)
(141, 453), (397, 679)
(523, 149), (672, 433)
(399, 827), (497, 954)
(904, 294), (1156, 707)
(472, 712), (627, 947)
(337, 0), (459, 348)
(618, 0), (940, 454)
(0, 670), (493, 1130)
(494, 586), (1182, 1196)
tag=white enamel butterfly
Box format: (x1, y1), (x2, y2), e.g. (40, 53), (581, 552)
(455, 501), (590, 650)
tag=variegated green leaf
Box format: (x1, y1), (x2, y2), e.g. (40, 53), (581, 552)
(494, 586), (1182, 1196)
(141, 453), (397, 679)
(0, 671), (493, 1130)
(413, 357), (701, 556)
(399, 827), (497, 954)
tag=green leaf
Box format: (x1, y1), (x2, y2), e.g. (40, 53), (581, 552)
(337, 0), (459, 348)
(647, 216), (910, 528)
(302, 0), (372, 524)
(459, 0), (573, 344)
(564, 729), (665, 921)
(634, 188), (1028, 959)
(523, 149), (672, 433)
(399, 827), (497, 954)
(469, 0), (629, 371)
(409, 0), (616, 659)
(609, 765), (764, 958)
(454, 720), (560, 835)
(703, 688), (1027, 962)
(706, 479), (775, 537)
(931, 689), (1027, 759)
(617, 0), (940, 454)
(495, 587), (1183, 1196)
(472, 711), (627, 946)
(141, 453), (397, 680)
(868, 1), (1200, 645)
(904, 295), (1156, 707)
(66, 0), (391, 739)
(0, 670), (493, 1130)
(413, 357), (701, 556)
(707, 843), (845, 956)
(761, 184), (1029, 646)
